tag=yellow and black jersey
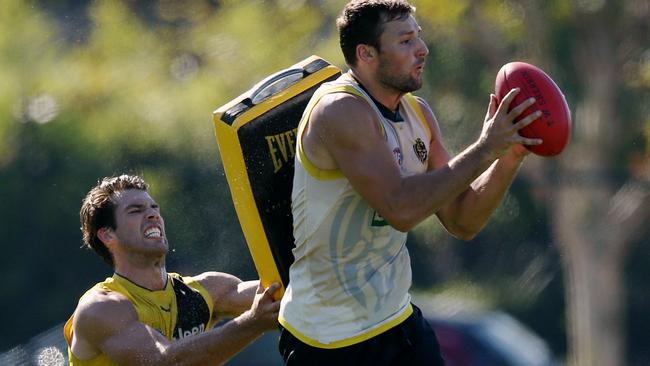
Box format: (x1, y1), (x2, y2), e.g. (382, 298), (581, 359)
(64, 272), (215, 366)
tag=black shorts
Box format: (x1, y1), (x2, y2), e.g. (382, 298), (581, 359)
(278, 304), (445, 366)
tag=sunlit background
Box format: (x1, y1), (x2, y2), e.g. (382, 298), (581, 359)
(1, 0), (649, 365)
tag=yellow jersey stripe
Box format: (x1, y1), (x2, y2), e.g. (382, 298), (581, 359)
(403, 93), (432, 142)
(278, 303), (413, 349)
(296, 84), (388, 180)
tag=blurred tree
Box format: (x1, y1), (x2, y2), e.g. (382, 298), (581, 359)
(550, 2), (650, 365)
(0, 0), (346, 351)
(1, 1), (649, 365)
(415, 1), (650, 365)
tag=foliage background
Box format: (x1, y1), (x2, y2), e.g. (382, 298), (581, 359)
(1, 0), (648, 364)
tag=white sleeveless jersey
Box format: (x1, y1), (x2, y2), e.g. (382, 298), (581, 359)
(279, 73), (431, 348)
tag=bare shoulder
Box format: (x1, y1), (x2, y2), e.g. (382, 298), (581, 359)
(192, 272), (259, 316)
(413, 95), (441, 134)
(312, 92), (380, 135)
(72, 289), (137, 355)
(311, 93), (385, 151)
(316, 92), (369, 113)
(75, 289), (136, 334)
(191, 271), (242, 301)
(302, 92), (384, 170)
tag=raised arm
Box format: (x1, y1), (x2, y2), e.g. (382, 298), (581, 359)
(70, 283), (279, 366)
(420, 93), (540, 239)
(305, 88), (540, 234)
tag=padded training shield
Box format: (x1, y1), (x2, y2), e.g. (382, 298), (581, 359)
(213, 55), (342, 298)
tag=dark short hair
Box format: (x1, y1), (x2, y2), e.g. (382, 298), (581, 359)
(80, 174), (149, 267)
(336, 0), (415, 67)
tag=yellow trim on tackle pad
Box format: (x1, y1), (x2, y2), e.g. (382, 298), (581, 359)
(212, 56), (342, 298)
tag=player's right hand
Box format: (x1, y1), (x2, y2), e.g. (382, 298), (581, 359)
(249, 282), (281, 330)
(479, 89), (543, 159)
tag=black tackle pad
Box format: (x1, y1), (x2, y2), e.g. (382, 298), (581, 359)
(212, 55), (342, 298)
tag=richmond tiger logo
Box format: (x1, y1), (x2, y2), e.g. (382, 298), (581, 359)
(412, 138), (427, 164)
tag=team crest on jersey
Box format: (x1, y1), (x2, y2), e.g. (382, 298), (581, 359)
(412, 138), (427, 164)
(393, 147), (403, 166)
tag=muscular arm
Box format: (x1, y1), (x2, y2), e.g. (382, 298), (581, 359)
(447, 150), (528, 239)
(192, 272), (260, 318)
(306, 89), (540, 235)
(71, 283), (279, 366)
(420, 96), (532, 239)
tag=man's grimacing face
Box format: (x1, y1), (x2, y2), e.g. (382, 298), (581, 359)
(107, 189), (169, 258)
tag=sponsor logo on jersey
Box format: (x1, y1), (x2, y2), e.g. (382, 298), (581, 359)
(371, 211), (389, 226)
(393, 147), (403, 166)
(171, 276), (210, 340)
(176, 324), (206, 339)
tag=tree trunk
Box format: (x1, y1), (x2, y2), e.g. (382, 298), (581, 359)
(553, 181), (625, 366)
(444, 2), (650, 364)
(551, 6), (650, 363)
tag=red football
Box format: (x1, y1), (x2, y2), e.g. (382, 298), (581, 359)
(495, 62), (571, 156)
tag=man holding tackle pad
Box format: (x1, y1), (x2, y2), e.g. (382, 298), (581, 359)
(64, 175), (280, 365)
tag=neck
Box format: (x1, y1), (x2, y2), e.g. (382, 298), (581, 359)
(349, 69), (403, 111)
(113, 256), (167, 291)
